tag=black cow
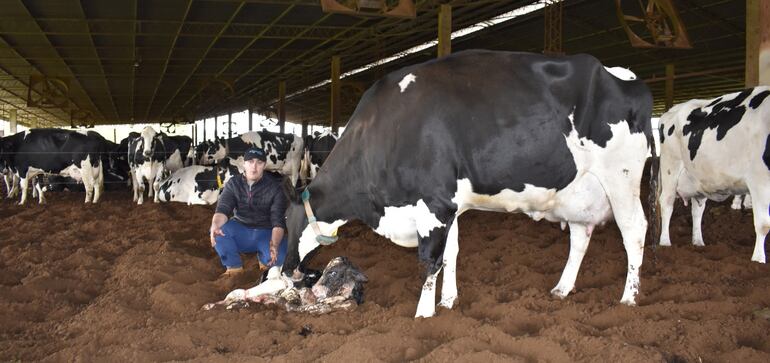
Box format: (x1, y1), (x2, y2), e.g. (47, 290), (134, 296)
(282, 50), (656, 318)
(7, 129), (107, 204)
(198, 130), (303, 186)
(300, 130), (338, 184)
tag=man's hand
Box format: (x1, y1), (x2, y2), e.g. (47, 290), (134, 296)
(268, 243), (278, 266)
(210, 212), (228, 247)
(209, 224), (225, 247)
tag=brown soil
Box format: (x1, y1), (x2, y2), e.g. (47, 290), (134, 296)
(1, 184), (769, 362)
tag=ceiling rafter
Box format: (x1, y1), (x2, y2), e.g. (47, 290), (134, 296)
(157, 1), (248, 119)
(14, 0), (106, 122)
(144, 0), (194, 122)
(0, 36), (68, 125)
(74, 0), (120, 121)
(175, 3), (299, 115)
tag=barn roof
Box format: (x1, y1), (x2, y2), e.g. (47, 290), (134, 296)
(0, 0), (746, 128)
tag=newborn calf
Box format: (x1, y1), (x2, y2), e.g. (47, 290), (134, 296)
(203, 256), (368, 314)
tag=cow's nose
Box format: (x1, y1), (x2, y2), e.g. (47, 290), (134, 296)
(143, 151), (152, 157)
(311, 284), (328, 299)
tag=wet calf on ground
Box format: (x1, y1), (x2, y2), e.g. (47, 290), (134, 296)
(203, 256), (367, 314)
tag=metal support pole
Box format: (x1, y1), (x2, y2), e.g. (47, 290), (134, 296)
(331, 56), (340, 133)
(278, 81), (286, 134)
(665, 64), (675, 111)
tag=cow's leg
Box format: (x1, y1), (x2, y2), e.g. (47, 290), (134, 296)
(599, 170), (647, 305)
(135, 172), (145, 205)
(152, 167), (163, 203)
(743, 194), (753, 209)
(731, 195), (743, 210)
(130, 169), (138, 202)
(552, 222), (593, 298)
(18, 176), (29, 205)
(414, 208), (453, 318)
(92, 160), (104, 203)
(81, 159), (95, 204)
(2, 173), (9, 198)
(438, 214), (459, 309)
(147, 164), (157, 200)
(748, 187), (769, 263)
(690, 197), (707, 246)
(658, 169), (680, 247)
(9, 173), (19, 198)
(610, 192), (647, 305)
(33, 176), (46, 204)
(18, 170), (38, 205)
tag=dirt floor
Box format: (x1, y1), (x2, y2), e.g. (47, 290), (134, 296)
(1, 183), (769, 362)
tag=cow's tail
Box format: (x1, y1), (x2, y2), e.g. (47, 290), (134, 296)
(647, 123), (660, 269)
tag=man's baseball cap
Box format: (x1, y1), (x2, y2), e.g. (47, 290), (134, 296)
(244, 147), (267, 162)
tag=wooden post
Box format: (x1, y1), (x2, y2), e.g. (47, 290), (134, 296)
(665, 64), (675, 111)
(747, 0), (770, 86)
(278, 81), (286, 134)
(113, 128), (117, 142)
(437, 4), (452, 58)
(331, 56), (340, 133)
(302, 120), (308, 138)
(203, 118), (208, 141)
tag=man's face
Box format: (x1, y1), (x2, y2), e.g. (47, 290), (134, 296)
(244, 158), (266, 181)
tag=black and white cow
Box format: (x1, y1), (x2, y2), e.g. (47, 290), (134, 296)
(0, 133), (22, 198)
(199, 130), (303, 186)
(156, 158), (240, 205)
(281, 50), (655, 318)
(300, 130), (338, 183)
(6, 129), (106, 204)
(658, 87), (770, 263)
(128, 126), (194, 204)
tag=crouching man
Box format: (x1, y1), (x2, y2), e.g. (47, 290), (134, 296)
(209, 147), (288, 276)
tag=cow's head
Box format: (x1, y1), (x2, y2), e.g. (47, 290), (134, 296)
(139, 126), (158, 158)
(281, 179), (347, 280)
(311, 256), (368, 304)
(200, 138), (226, 166)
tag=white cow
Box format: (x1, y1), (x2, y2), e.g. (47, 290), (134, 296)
(658, 87), (770, 263)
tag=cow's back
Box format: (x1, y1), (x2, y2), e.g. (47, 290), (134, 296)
(319, 50), (652, 205)
(15, 129), (103, 173)
(660, 87), (770, 195)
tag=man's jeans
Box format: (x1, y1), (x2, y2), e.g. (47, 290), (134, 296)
(214, 219), (288, 268)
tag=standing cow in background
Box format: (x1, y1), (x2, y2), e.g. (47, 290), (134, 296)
(299, 130), (338, 184)
(5, 129), (106, 204)
(658, 87), (770, 263)
(128, 126), (194, 204)
(199, 130), (303, 186)
(282, 50), (655, 318)
(129, 127), (163, 204)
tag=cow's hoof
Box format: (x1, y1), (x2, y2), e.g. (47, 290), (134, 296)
(619, 297), (637, 306)
(550, 287), (570, 299)
(692, 239), (705, 247)
(659, 240), (672, 247)
(438, 297), (456, 309)
(751, 255), (766, 264)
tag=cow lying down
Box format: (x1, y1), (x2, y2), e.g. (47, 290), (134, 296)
(203, 256), (368, 314)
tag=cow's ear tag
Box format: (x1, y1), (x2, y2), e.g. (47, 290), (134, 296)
(301, 189), (310, 202)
